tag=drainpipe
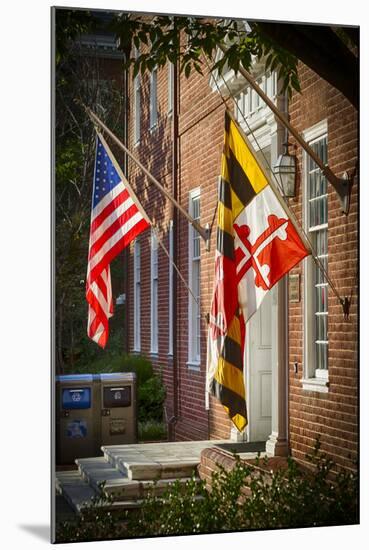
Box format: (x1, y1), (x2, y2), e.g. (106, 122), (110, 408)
(168, 56), (179, 441)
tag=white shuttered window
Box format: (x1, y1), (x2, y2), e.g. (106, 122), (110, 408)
(303, 121), (329, 391)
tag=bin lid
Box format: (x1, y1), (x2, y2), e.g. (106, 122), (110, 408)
(100, 372), (136, 382)
(56, 374), (96, 383)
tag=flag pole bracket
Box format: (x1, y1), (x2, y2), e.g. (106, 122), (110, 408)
(204, 223), (211, 252)
(341, 296), (351, 320)
(324, 169), (353, 216)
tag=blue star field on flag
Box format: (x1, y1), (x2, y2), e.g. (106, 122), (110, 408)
(93, 137), (121, 208)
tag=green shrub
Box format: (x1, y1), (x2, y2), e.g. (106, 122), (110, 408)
(120, 354), (153, 386)
(72, 353), (153, 386)
(137, 373), (166, 423)
(127, 439), (358, 536)
(56, 439), (358, 543)
(138, 420), (167, 442)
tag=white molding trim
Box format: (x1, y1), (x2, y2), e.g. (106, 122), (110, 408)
(150, 228), (158, 354)
(302, 119), (328, 143)
(301, 378), (329, 393)
(168, 220), (174, 356)
(186, 361), (201, 372)
(209, 49), (266, 96)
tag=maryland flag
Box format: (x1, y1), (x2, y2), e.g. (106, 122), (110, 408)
(206, 111), (310, 432)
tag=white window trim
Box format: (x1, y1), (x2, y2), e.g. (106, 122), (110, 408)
(149, 66), (158, 131)
(234, 71), (278, 150)
(167, 62), (174, 116)
(133, 47), (141, 146)
(302, 119), (329, 393)
(168, 220), (174, 356)
(150, 229), (159, 355)
(133, 238), (141, 352)
(187, 188), (201, 370)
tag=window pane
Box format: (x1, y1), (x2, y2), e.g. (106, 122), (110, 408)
(316, 257), (328, 284)
(323, 344), (328, 370)
(193, 198), (200, 219)
(316, 230), (328, 256)
(315, 285), (328, 313)
(193, 236), (200, 258)
(309, 170), (316, 199)
(316, 342), (321, 368)
(315, 314), (327, 341)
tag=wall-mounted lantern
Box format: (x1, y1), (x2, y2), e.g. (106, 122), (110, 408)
(273, 142), (297, 198)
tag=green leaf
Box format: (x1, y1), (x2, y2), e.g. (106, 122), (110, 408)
(138, 30), (148, 45)
(193, 62), (203, 75)
(133, 34), (140, 50)
(184, 62), (192, 78)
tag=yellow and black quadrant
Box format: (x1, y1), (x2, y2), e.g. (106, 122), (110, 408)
(210, 110), (268, 432)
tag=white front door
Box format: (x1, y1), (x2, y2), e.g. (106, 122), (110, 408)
(246, 290), (272, 442)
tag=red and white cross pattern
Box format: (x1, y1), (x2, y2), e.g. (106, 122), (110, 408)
(234, 186), (308, 322)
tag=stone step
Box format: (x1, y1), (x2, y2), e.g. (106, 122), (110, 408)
(124, 459), (199, 481)
(56, 470), (144, 514)
(76, 456), (200, 501)
(56, 471), (98, 513)
(102, 440), (228, 480)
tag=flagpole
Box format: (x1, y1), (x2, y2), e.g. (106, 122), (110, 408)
(217, 44), (353, 215)
(84, 105), (210, 248)
(96, 129), (201, 308)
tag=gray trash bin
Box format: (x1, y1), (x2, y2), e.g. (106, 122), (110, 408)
(100, 373), (137, 446)
(56, 374), (100, 464)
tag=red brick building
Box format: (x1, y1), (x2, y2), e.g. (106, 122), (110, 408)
(124, 40), (358, 471)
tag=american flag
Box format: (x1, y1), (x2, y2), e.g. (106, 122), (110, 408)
(86, 133), (150, 347)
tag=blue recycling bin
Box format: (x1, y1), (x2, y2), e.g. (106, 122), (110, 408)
(56, 374), (100, 464)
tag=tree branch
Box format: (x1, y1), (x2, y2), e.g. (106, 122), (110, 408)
(254, 22), (358, 109)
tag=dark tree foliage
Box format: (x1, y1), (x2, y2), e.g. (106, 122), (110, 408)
(54, 9), (125, 373)
(109, 14), (358, 108)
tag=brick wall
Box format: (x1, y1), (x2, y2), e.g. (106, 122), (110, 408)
(125, 47), (358, 464)
(288, 63), (358, 471)
(198, 447), (288, 493)
(126, 47), (233, 440)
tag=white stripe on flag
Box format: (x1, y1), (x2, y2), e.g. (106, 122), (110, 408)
(88, 210), (144, 274)
(91, 320), (105, 343)
(90, 281), (110, 316)
(90, 197), (135, 246)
